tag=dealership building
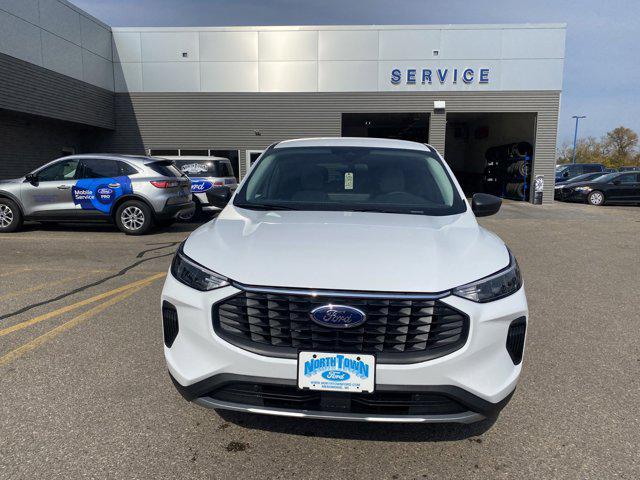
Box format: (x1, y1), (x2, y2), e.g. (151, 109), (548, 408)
(0, 0), (566, 203)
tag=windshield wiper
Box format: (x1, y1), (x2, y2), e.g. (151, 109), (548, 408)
(235, 202), (301, 211)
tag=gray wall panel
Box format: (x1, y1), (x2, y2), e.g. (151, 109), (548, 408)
(103, 90), (559, 203)
(0, 52), (114, 129)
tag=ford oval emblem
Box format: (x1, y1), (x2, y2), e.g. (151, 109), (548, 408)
(321, 370), (350, 381)
(310, 305), (366, 329)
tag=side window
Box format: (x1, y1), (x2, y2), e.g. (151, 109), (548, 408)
(617, 174), (636, 184)
(220, 162), (234, 177)
(583, 165), (600, 173)
(79, 159), (120, 179)
(117, 161), (138, 176)
(37, 159), (79, 181)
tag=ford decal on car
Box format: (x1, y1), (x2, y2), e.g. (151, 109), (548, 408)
(310, 305), (367, 328)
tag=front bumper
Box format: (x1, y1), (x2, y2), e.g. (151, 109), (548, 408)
(554, 187), (589, 202)
(161, 274), (528, 423)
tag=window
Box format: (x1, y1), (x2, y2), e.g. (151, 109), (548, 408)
(80, 159), (120, 178)
(147, 160), (184, 178)
(235, 146), (466, 216)
(37, 159), (79, 181)
(119, 162), (139, 176)
(583, 165), (603, 173)
(617, 173), (637, 184)
(219, 162), (234, 177)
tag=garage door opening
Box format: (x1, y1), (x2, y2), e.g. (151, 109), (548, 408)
(342, 113), (429, 143)
(445, 113), (536, 201)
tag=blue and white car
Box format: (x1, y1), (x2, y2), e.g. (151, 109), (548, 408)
(0, 154), (194, 234)
(164, 156), (237, 219)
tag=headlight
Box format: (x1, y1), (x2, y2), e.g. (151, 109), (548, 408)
(574, 186), (592, 192)
(171, 243), (229, 291)
(452, 250), (522, 303)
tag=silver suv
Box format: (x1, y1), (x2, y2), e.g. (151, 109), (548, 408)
(0, 154), (194, 235)
(164, 156), (238, 218)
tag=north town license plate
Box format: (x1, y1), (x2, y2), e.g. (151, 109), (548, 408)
(297, 352), (375, 393)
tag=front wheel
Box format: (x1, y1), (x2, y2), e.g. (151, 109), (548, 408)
(115, 200), (154, 235)
(587, 190), (605, 206)
(0, 198), (23, 233)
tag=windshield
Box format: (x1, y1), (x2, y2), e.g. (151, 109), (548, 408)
(173, 159), (229, 177)
(234, 146), (466, 216)
(555, 165), (569, 172)
(592, 173), (618, 183)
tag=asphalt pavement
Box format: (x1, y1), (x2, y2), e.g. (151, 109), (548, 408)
(0, 201), (638, 479)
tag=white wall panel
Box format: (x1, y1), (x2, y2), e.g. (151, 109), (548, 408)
(80, 15), (111, 60)
(440, 29), (502, 59)
(502, 28), (565, 59)
(258, 31), (318, 61)
(41, 30), (83, 80)
(142, 62), (200, 92)
(500, 59), (564, 90)
(0, 0), (40, 24)
(112, 32), (141, 63)
(141, 32), (199, 62)
(0, 9), (43, 65)
(201, 62), (258, 92)
(379, 30), (440, 60)
(82, 49), (113, 90)
(319, 30), (378, 60)
(259, 61), (317, 92)
(114, 62), (142, 92)
(39, 0), (81, 45)
(319, 61), (377, 91)
(200, 31), (257, 61)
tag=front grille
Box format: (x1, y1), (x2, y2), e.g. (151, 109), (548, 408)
(209, 383), (467, 415)
(506, 317), (527, 365)
(212, 290), (469, 364)
(162, 301), (179, 348)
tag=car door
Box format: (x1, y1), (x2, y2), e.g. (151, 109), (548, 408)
(607, 173), (638, 201)
(20, 159), (80, 217)
(75, 158), (135, 215)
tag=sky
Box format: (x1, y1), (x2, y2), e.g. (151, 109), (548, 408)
(74, 0), (640, 146)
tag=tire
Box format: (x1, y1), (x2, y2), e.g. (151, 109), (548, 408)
(587, 190), (605, 206)
(115, 200), (154, 235)
(178, 199), (201, 222)
(0, 198), (23, 233)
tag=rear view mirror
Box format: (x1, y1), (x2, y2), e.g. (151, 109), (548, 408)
(24, 173), (38, 184)
(206, 186), (233, 208)
(472, 193), (502, 217)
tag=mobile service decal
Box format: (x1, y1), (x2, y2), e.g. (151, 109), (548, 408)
(189, 177), (214, 193)
(72, 176), (133, 213)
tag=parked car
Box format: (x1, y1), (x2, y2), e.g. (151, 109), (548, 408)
(0, 154), (194, 234)
(555, 171), (640, 205)
(161, 137), (528, 424)
(554, 172), (608, 200)
(555, 163), (606, 184)
(163, 156), (238, 219)
(619, 166), (640, 172)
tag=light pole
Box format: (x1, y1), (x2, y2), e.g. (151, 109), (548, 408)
(571, 115), (586, 164)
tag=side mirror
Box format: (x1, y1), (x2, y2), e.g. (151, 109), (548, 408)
(472, 193), (502, 217)
(24, 173), (38, 185)
(563, 171), (569, 178)
(206, 186), (233, 208)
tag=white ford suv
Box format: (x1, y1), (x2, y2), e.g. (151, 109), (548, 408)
(161, 138), (528, 423)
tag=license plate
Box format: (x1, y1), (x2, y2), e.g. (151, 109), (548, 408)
(297, 352), (375, 393)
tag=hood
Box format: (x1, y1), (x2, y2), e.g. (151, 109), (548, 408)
(562, 181), (598, 188)
(183, 206), (509, 293)
(0, 178), (23, 186)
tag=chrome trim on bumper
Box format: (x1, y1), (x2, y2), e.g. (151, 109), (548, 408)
(231, 282), (451, 300)
(195, 397), (485, 424)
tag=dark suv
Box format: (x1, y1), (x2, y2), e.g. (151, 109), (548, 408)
(555, 163), (605, 184)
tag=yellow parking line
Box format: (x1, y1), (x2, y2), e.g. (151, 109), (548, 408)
(0, 272), (166, 337)
(0, 267), (31, 278)
(0, 285), (149, 367)
(0, 273), (94, 301)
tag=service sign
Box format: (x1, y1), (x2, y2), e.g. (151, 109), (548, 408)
(298, 352), (375, 393)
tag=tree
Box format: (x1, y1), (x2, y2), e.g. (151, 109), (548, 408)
(602, 126), (639, 168)
(557, 126), (640, 168)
